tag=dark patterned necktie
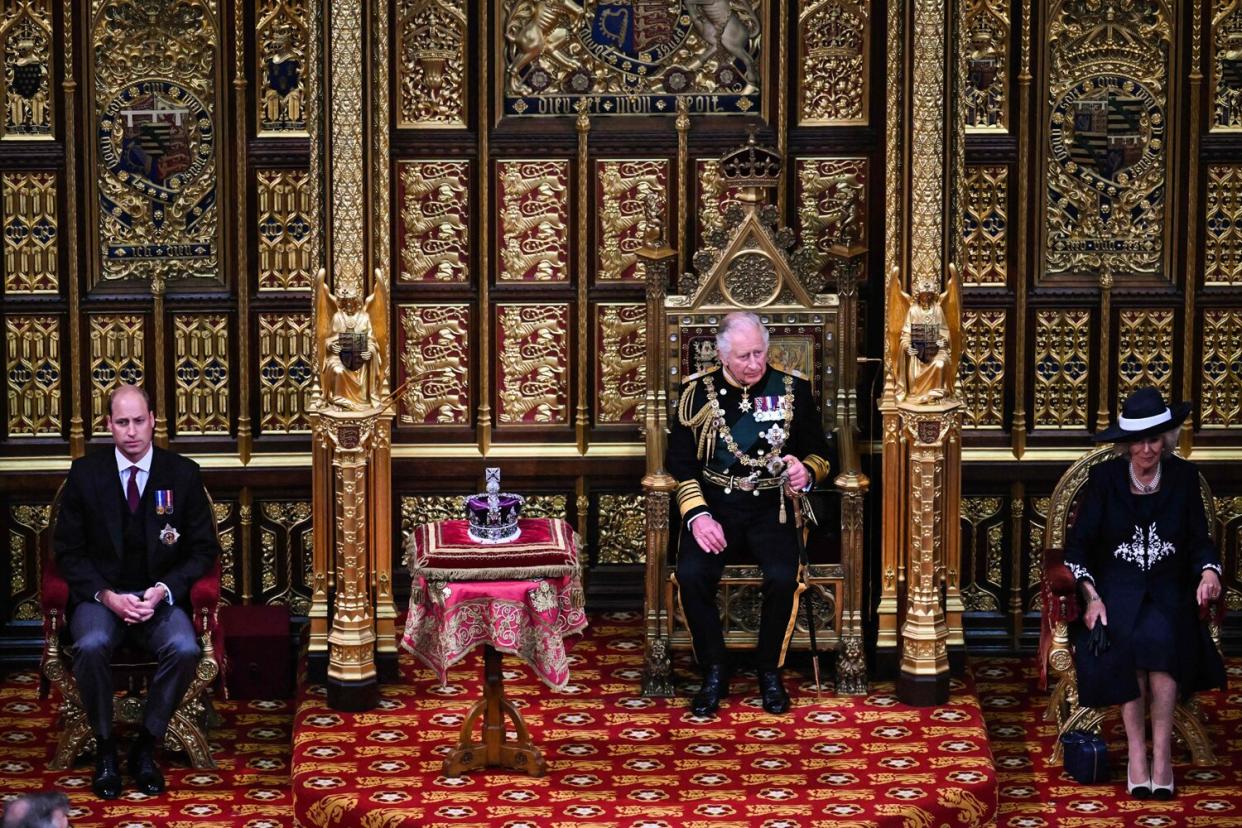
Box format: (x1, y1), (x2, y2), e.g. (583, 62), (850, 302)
(127, 466), (140, 514)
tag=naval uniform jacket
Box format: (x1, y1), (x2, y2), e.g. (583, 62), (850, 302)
(1065, 455), (1226, 707)
(54, 446), (220, 611)
(666, 364), (833, 528)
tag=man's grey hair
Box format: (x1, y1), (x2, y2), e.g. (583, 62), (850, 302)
(2, 792), (70, 828)
(716, 312), (769, 360)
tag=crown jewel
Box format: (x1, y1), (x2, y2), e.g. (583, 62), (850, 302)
(465, 468), (525, 544)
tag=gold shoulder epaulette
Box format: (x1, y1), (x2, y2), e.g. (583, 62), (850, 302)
(684, 364), (721, 383)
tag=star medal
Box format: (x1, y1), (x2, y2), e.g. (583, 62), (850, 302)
(738, 387), (752, 413)
(761, 423), (787, 450)
(159, 523), (180, 546)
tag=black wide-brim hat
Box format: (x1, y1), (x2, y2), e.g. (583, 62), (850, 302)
(1093, 387), (1192, 443)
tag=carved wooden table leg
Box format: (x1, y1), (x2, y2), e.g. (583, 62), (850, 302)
(443, 644), (547, 777)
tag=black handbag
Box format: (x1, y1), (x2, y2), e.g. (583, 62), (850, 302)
(1086, 619), (1110, 657)
(1061, 729), (1110, 784)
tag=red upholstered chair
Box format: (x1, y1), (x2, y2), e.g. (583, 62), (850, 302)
(1039, 446), (1223, 766)
(40, 484), (224, 770)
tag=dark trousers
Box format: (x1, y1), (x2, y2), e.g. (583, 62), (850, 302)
(69, 600), (201, 741)
(675, 488), (800, 671)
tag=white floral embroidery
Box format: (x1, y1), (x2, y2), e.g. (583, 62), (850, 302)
(1113, 523), (1175, 571)
(1066, 562), (1093, 583)
(1202, 562), (1222, 576)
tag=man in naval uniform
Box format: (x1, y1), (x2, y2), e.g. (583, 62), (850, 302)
(54, 385), (220, 799)
(667, 312), (833, 717)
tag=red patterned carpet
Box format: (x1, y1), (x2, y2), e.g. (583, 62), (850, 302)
(3, 613), (1241, 828)
(292, 611), (997, 827)
(974, 656), (1242, 828)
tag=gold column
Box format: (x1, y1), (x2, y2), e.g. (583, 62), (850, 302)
(63, 0), (85, 457)
(321, 408), (380, 711)
(638, 233), (676, 697)
(1011, 0), (1032, 457)
(239, 487), (254, 604)
(675, 98), (689, 279)
(896, 403), (955, 706)
(1182, 1), (1203, 455)
(369, 412), (397, 676)
(942, 400), (965, 671)
(234, 0), (252, 463)
(575, 101), (591, 453)
(475, 0), (492, 454)
(1096, 268), (1113, 428)
(151, 278), (169, 448)
(1008, 482), (1024, 649)
(307, 411), (332, 678)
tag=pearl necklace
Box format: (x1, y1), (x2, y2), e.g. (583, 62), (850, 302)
(1129, 460), (1161, 494)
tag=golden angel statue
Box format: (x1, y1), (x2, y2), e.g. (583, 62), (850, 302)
(314, 268), (389, 410)
(886, 264), (962, 404)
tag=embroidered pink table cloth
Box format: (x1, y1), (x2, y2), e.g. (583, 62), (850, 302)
(401, 518), (587, 689)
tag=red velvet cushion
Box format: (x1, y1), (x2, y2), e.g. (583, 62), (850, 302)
(408, 517), (581, 580)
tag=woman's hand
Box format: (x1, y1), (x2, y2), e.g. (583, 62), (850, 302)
(1197, 568), (1223, 606)
(1083, 590), (1107, 630)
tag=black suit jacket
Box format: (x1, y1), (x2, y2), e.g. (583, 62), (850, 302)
(53, 446), (219, 609)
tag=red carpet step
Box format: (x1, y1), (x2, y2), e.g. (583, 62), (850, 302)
(292, 611), (998, 827)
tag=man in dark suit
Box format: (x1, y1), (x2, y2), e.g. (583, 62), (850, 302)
(667, 312), (833, 717)
(54, 384), (219, 799)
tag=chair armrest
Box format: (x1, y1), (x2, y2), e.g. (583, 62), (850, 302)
(1042, 548), (1078, 597)
(40, 553), (69, 625)
(189, 558), (221, 624)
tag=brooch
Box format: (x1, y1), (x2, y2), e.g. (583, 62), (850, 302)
(159, 523), (180, 546)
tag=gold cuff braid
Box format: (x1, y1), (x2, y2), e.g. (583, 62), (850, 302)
(803, 454), (831, 484)
(676, 479), (708, 514)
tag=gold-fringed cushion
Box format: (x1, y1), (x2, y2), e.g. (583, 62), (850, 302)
(407, 517), (580, 581)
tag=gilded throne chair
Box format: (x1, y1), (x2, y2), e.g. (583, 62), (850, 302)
(40, 484), (224, 770)
(638, 138), (869, 696)
(1040, 446), (1222, 765)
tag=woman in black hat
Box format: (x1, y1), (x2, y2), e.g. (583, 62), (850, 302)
(1064, 387), (1226, 799)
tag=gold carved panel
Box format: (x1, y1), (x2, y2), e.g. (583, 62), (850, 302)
(596, 159), (668, 282)
(1205, 165), (1242, 286)
(89, 314), (144, 435)
(1, 0), (53, 139)
(212, 500), (236, 600)
(797, 0), (868, 125)
(257, 312), (313, 433)
(4, 315), (60, 437)
(960, 496), (1003, 612)
(8, 503), (50, 621)
(1202, 308), (1242, 428)
(498, 160), (570, 282)
(397, 0), (466, 127)
(1213, 0), (1242, 131)
(397, 303), (470, 425)
(1116, 308), (1174, 412)
(258, 500), (312, 611)
(397, 160), (469, 282)
(257, 0), (309, 135)
(697, 158), (744, 237)
(962, 165), (1007, 286)
(1033, 309), (1089, 430)
(597, 493), (644, 564)
(500, 0), (766, 116)
(959, 309), (1005, 429)
(89, 0), (223, 285)
(963, 0), (1008, 131)
(496, 303), (569, 425)
(1028, 496), (1048, 611)
(1043, 0), (1171, 280)
(795, 157), (866, 269)
(257, 169), (314, 290)
(173, 313), (229, 435)
(596, 303), (645, 425)
(2, 171), (57, 293)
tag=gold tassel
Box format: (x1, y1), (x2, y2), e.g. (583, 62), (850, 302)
(779, 491), (787, 524)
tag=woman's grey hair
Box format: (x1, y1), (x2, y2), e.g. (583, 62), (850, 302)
(716, 312), (769, 359)
(1112, 423), (1182, 457)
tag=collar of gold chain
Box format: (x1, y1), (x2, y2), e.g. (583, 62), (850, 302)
(699, 373), (794, 469)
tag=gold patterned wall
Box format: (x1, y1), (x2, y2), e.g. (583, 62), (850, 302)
(2, 172), (57, 293)
(496, 304), (569, 425)
(596, 159), (667, 282)
(962, 165), (1006, 286)
(396, 0), (465, 127)
(959, 309), (1005, 429)
(87, 0), (224, 285)
(397, 160), (469, 282)
(1, 0), (53, 139)
(595, 304), (645, 425)
(397, 304), (470, 425)
(963, 0), (1008, 131)
(798, 0), (869, 125)
(1116, 308), (1174, 411)
(1206, 164), (1242, 286)
(257, 0), (308, 135)
(1032, 309), (1089, 430)
(1203, 309), (1242, 429)
(257, 313), (313, 433)
(1042, 0), (1171, 280)
(498, 160), (570, 282)
(173, 313), (230, 435)
(5, 315), (60, 437)
(257, 169), (314, 290)
(88, 314), (145, 435)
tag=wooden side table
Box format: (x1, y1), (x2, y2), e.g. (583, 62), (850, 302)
(443, 644), (547, 777)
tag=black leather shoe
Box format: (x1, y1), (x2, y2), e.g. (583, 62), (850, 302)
(758, 670), (790, 714)
(128, 741), (166, 795)
(690, 665), (731, 717)
(92, 744), (122, 799)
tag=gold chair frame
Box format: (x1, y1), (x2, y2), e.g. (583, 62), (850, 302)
(1042, 446), (1218, 766)
(42, 484), (222, 770)
(638, 143), (868, 696)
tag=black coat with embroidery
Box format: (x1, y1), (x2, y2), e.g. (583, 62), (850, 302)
(665, 365), (832, 525)
(1065, 455), (1226, 706)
